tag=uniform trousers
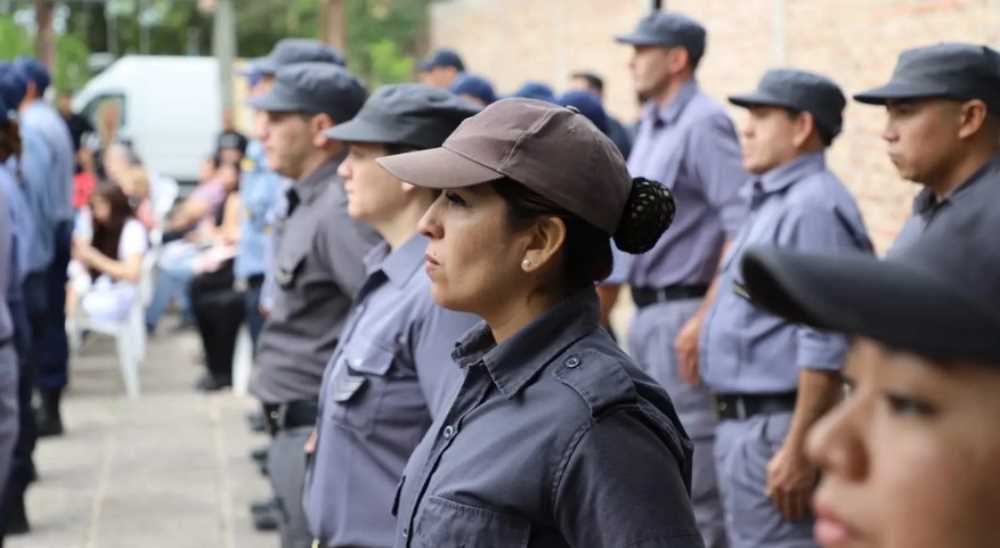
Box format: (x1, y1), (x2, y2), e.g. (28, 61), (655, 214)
(0, 343), (18, 506)
(714, 412), (816, 548)
(628, 298), (727, 548)
(268, 425), (313, 548)
(35, 221), (71, 392)
(3, 290), (36, 524)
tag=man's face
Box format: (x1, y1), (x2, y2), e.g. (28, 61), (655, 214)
(739, 106), (802, 175)
(258, 111), (314, 180)
(628, 45), (679, 99)
(420, 66), (458, 89)
(882, 98), (967, 185)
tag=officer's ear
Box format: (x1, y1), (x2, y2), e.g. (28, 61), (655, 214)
(956, 99), (989, 141)
(665, 47), (692, 75)
(311, 113), (336, 147)
(520, 215), (567, 279)
(791, 111), (821, 150)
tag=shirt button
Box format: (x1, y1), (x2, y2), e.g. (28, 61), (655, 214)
(402, 528), (409, 539)
(443, 424), (456, 439)
(565, 356), (581, 368)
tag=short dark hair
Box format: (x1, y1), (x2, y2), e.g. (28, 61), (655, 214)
(782, 108), (834, 147)
(571, 71), (604, 95)
(493, 177), (613, 292)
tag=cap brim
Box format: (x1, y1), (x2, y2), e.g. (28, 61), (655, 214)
(614, 32), (671, 47)
(853, 80), (951, 105)
(247, 87), (303, 113)
(376, 146), (504, 189)
(728, 92), (800, 111)
(324, 117), (396, 145)
(741, 246), (1000, 364)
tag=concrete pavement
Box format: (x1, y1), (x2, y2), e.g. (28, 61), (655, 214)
(7, 327), (276, 548)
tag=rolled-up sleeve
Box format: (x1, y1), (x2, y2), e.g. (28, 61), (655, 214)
(553, 410), (705, 548)
(687, 113), (748, 238)
(784, 203), (860, 371)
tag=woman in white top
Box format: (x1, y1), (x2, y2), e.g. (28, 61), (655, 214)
(68, 183), (148, 323)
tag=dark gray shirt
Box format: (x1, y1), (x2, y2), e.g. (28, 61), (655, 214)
(304, 235), (478, 547)
(888, 152), (1000, 256)
(393, 290), (704, 548)
(251, 156), (382, 404)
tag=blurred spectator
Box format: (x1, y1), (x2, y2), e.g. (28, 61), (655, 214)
(418, 48), (465, 88)
(569, 70), (634, 158)
(56, 90), (93, 173)
(145, 159), (238, 334)
(450, 74), (497, 108)
(67, 184), (147, 324)
(116, 167), (156, 231)
(511, 81), (556, 103)
(217, 107), (249, 165)
(72, 146), (97, 210)
(91, 99), (123, 180)
(557, 90), (609, 134)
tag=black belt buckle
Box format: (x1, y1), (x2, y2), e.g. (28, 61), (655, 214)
(263, 403), (286, 437)
(715, 395), (749, 421)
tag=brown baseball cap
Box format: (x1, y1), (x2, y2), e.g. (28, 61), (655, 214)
(376, 97), (631, 235)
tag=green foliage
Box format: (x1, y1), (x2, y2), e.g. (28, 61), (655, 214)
(345, 0), (428, 85)
(0, 15), (32, 59)
(0, 13), (91, 93)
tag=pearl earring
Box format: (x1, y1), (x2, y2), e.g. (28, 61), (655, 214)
(522, 259), (532, 270)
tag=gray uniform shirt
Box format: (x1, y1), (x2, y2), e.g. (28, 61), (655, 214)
(612, 81), (748, 287)
(700, 152), (872, 393)
(888, 152), (1000, 256)
(251, 156), (381, 404)
(393, 290), (704, 548)
(20, 101), (74, 223)
(304, 235), (478, 547)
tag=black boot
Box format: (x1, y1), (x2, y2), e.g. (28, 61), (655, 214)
(35, 389), (63, 438)
(2, 495), (29, 535)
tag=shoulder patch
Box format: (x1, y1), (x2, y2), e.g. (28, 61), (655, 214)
(552, 348), (638, 417)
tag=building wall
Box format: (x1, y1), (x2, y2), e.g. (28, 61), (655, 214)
(429, 0), (1000, 252)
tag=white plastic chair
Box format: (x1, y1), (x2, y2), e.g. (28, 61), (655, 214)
(231, 325), (253, 395)
(150, 173), (179, 224)
(66, 256), (155, 399)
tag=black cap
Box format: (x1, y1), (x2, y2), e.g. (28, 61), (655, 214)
(729, 68), (847, 140)
(449, 74), (497, 105)
(323, 84), (480, 149)
(854, 42), (1000, 113)
(248, 62), (367, 123)
(252, 38), (346, 75)
(13, 57), (50, 94)
(511, 81), (556, 103)
(741, 187), (1000, 365)
(615, 12), (706, 66)
(418, 48), (465, 72)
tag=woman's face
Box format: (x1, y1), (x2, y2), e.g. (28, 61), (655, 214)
(218, 163), (240, 191)
(808, 337), (1000, 548)
(339, 143), (410, 224)
(417, 184), (531, 315)
(91, 196), (111, 224)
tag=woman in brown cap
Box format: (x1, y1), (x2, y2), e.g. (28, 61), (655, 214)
(377, 98), (704, 548)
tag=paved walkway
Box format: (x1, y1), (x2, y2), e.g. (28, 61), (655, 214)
(8, 328), (276, 548)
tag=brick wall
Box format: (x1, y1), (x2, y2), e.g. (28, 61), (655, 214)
(429, 0), (1000, 253)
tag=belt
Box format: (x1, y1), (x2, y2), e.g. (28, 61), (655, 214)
(715, 392), (797, 421)
(262, 400), (318, 436)
(632, 285), (709, 308)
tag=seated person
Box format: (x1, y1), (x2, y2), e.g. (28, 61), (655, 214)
(67, 183), (147, 323)
(145, 159), (239, 333)
(114, 166), (156, 231)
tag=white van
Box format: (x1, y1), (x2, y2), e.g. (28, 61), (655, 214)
(73, 55), (222, 186)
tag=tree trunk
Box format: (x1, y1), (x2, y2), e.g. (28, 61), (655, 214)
(34, 0), (54, 69)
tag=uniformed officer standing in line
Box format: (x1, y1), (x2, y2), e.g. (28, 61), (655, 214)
(416, 49), (465, 89)
(0, 97), (23, 544)
(611, 12), (749, 548)
(13, 58), (74, 438)
(852, 43), (1000, 255)
(248, 62), (379, 548)
(379, 98), (703, 548)
(0, 62), (55, 535)
(737, 187), (1000, 547)
(698, 70), (872, 547)
(303, 84), (480, 548)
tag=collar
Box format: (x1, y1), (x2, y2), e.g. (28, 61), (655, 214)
(912, 151), (1000, 214)
(291, 151), (346, 206)
(644, 80), (699, 127)
(756, 151), (826, 196)
(362, 234), (427, 289)
(450, 289), (601, 398)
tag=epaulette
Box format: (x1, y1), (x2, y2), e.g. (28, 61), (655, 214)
(553, 348), (638, 418)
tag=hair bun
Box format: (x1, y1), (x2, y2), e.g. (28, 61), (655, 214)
(613, 177), (675, 254)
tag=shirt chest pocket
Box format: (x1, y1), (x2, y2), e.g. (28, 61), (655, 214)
(275, 242), (309, 291)
(326, 340), (395, 435)
(413, 496), (531, 548)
